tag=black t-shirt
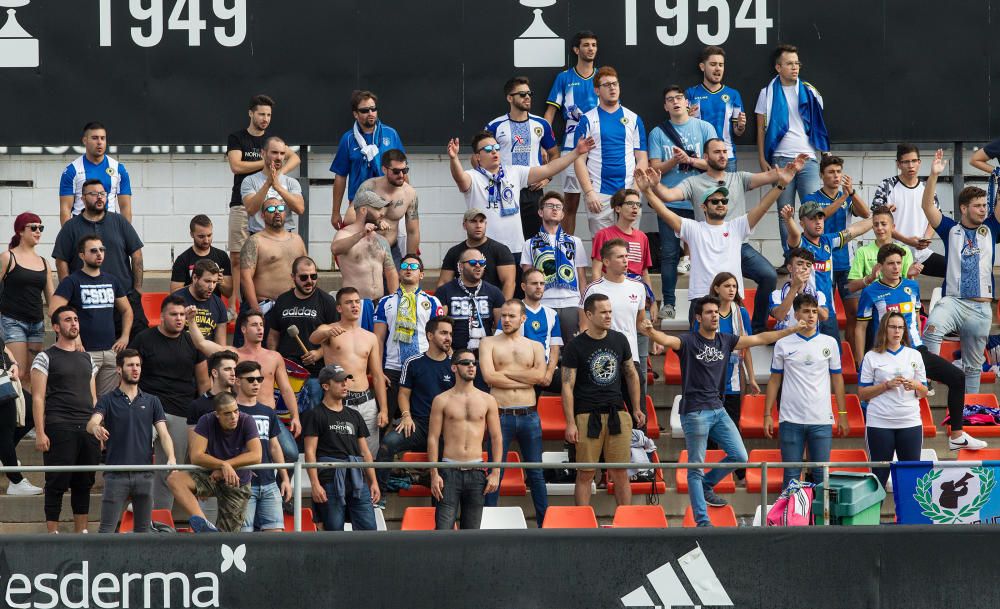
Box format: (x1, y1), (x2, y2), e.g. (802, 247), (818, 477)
(170, 246), (232, 297)
(31, 347), (96, 426)
(984, 138), (1000, 160)
(187, 391), (217, 425)
(303, 404), (369, 483)
(434, 279), (505, 350)
(562, 330), (632, 415)
(172, 287), (227, 340)
(129, 327), (205, 417)
(441, 238), (515, 289)
(266, 288), (340, 376)
(677, 331), (740, 415)
(227, 129), (268, 206)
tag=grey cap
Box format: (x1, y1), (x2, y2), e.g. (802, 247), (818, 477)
(463, 208), (487, 222)
(353, 190), (388, 210)
(318, 364), (353, 384)
(798, 201), (826, 219)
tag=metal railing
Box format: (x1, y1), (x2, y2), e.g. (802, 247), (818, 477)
(1, 458), (987, 531)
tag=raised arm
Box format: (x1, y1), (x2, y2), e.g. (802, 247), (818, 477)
(922, 149), (946, 229)
(970, 146), (995, 175)
(636, 168), (684, 234)
(734, 320), (804, 349)
(527, 136), (595, 184)
(447, 139), (472, 193)
(185, 306), (224, 356)
(781, 205), (802, 248)
(639, 318), (682, 350)
(747, 181), (788, 230)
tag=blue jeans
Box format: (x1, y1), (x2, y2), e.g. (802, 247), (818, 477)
(275, 417), (299, 465)
(779, 422), (832, 487)
(242, 482), (284, 531)
(375, 418), (429, 491)
(318, 479), (377, 531)
(658, 208), (695, 306)
(923, 297), (992, 393)
(484, 410), (548, 527)
(740, 243), (778, 333)
(297, 378), (322, 415)
(680, 408), (748, 526)
(772, 155), (821, 255)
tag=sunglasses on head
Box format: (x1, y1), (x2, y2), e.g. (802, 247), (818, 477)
(240, 376), (265, 384)
(265, 204), (287, 213)
(463, 259), (487, 267)
(478, 144), (501, 153)
(25, 224), (44, 232)
(298, 273), (318, 281)
(356, 106), (377, 114)
(400, 262), (421, 271)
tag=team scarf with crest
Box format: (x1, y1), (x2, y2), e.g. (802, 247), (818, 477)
(529, 226), (578, 291)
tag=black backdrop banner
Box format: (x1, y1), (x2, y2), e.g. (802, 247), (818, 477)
(0, 527), (997, 608)
(2, 0), (997, 146)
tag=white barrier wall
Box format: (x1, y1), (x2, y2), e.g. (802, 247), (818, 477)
(0, 148), (959, 273)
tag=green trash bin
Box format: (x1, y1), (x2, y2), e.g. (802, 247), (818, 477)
(812, 472), (886, 525)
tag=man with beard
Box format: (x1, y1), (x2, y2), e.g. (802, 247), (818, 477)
(129, 295), (209, 509)
(310, 287), (389, 457)
(480, 300), (548, 526)
(172, 259), (227, 343)
(59, 121), (132, 224)
(50, 234), (133, 397)
(435, 248), (505, 352)
(354, 149), (420, 267)
(89, 349), (176, 534)
(428, 349), (503, 530)
(266, 256), (339, 412)
(437, 209), (517, 299)
(332, 190), (399, 302)
(686, 46), (746, 170)
(241, 137), (304, 235)
(169, 214), (233, 298)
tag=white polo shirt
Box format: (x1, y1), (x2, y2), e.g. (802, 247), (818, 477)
(859, 346), (926, 429)
(770, 332), (841, 425)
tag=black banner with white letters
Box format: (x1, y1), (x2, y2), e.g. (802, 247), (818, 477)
(0, 527), (996, 608)
(1, 0), (996, 146)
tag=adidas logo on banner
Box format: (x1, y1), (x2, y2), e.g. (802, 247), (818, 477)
(620, 544), (733, 608)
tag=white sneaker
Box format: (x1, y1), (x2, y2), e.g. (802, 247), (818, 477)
(6, 478), (42, 496)
(950, 431), (988, 451)
(677, 256), (691, 275)
(659, 303), (676, 320)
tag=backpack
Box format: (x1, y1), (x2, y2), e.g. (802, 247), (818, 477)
(767, 480), (815, 526)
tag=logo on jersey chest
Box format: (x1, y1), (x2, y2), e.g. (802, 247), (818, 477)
(531, 320), (541, 331)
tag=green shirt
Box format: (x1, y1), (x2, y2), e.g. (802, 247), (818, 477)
(847, 241), (914, 285)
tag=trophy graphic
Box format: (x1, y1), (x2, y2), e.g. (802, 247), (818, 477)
(0, 0), (38, 68)
(513, 0), (563, 68)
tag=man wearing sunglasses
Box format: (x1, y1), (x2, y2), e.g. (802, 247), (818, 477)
(447, 130), (594, 267)
(354, 149), (420, 268)
(331, 190), (400, 302)
(330, 90), (405, 229)
(241, 136), (304, 235)
(374, 255), (443, 422)
(486, 76), (560, 239)
(435, 249), (505, 353)
(437, 209), (517, 299)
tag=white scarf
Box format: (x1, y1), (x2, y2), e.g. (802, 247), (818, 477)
(353, 121), (380, 163)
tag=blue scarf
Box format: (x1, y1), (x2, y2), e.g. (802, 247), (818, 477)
(529, 227), (578, 291)
(987, 167), (1000, 218)
(475, 164), (519, 217)
(762, 77), (829, 161)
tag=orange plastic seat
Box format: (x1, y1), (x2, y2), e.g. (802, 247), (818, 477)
(119, 508), (175, 533)
(496, 452), (526, 496)
(538, 395), (567, 440)
(834, 291), (847, 329)
(940, 341), (996, 384)
(919, 398), (937, 438)
(745, 449), (784, 493)
(282, 509), (317, 532)
(663, 349), (682, 384)
(140, 292), (167, 328)
(644, 395), (660, 439)
(957, 448), (1000, 461)
(676, 450), (735, 493)
(948, 394), (1000, 436)
(607, 451), (666, 495)
(399, 452), (433, 497)
(682, 504), (737, 527)
(612, 505), (668, 528)
(743, 288), (757, 319)
(400, 507), (437, 531)
(838, 394), (865, 438)
(739, 395), (773, 439)
(830, 448), (869, 473)
(840, 341), (858, 384)
(541, 505), (598, 529)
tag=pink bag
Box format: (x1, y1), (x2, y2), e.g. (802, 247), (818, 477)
(767, 480), (815, 526)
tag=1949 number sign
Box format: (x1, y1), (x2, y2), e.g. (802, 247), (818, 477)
(98, 0), (246, 47)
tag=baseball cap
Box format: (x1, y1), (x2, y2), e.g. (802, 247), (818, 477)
(463, 208), (487, 222)
(353, 190), (388, 210)
(798, 202), (826, 219)
(318, 364), (353, 384)
(699, 185), (729, 206)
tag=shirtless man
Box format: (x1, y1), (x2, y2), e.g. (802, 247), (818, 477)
(308, 286), (388, 456)
(331, 190), (399, 301)
(185, 307), (302, 441)
(240, 200), (307, 316)
(479, 299), (549, 526)
(428, 349), (503, 530)
(354, 149), (420, 267)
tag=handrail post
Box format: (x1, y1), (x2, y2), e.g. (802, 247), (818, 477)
(760, 462), (768, 526)
(822, 464), (830, 526)
(294, 454), (304, 532)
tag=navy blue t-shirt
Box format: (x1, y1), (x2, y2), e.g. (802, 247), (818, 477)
(399, 354), (455, 422)
(172, 287), (227, 340)
(95, 389), (167, 466)
(676, 331), (740, 414)
(54, 270), (126, 351)
(434, 280), (505, 350)
(238, 402), (281, 487)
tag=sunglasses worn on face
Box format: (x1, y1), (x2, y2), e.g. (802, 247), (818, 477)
(400, 262), (421, 271)
(463, 259), (487, 267)
(707, 198), (729, 206)
(26, 224), (44, 232)
(356, 106), (377, 114)
(241, 376), (265, 384)
(265, 204), (287, 213)
(456, 360), (477, 367)
(478, 144), (501, 153)
(511, 91), (532, 98)
(298, 273), (318, 281)
(388, 167), (409, 175)
(88, 247), (106, 254)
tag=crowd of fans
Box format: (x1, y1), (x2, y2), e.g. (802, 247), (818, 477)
(1, 32), (999, 532)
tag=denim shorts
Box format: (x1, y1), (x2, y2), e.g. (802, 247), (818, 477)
(0, 314), (44, 343)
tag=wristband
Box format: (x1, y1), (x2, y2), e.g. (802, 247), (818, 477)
(837, 411), (847, 415)
(775, 183), (786, 190)
(401, 412), (411, 418)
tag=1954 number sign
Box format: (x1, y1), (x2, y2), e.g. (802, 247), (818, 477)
(625, 0), (773, 46)
(98, 0), (247, 47)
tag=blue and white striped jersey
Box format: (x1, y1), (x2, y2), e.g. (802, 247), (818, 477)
(574, 105), (647, 196)
(485, 113), (556, 168)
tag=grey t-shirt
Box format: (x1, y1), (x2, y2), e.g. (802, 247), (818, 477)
(240, 171), (302, 233)
(676, 331), (740, 415)
(679, 171), (754, 222)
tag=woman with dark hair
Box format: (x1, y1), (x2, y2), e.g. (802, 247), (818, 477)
(0, 212), (54, 383)
(694, 272), (758, 479)
(858, 312), (928, 488)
